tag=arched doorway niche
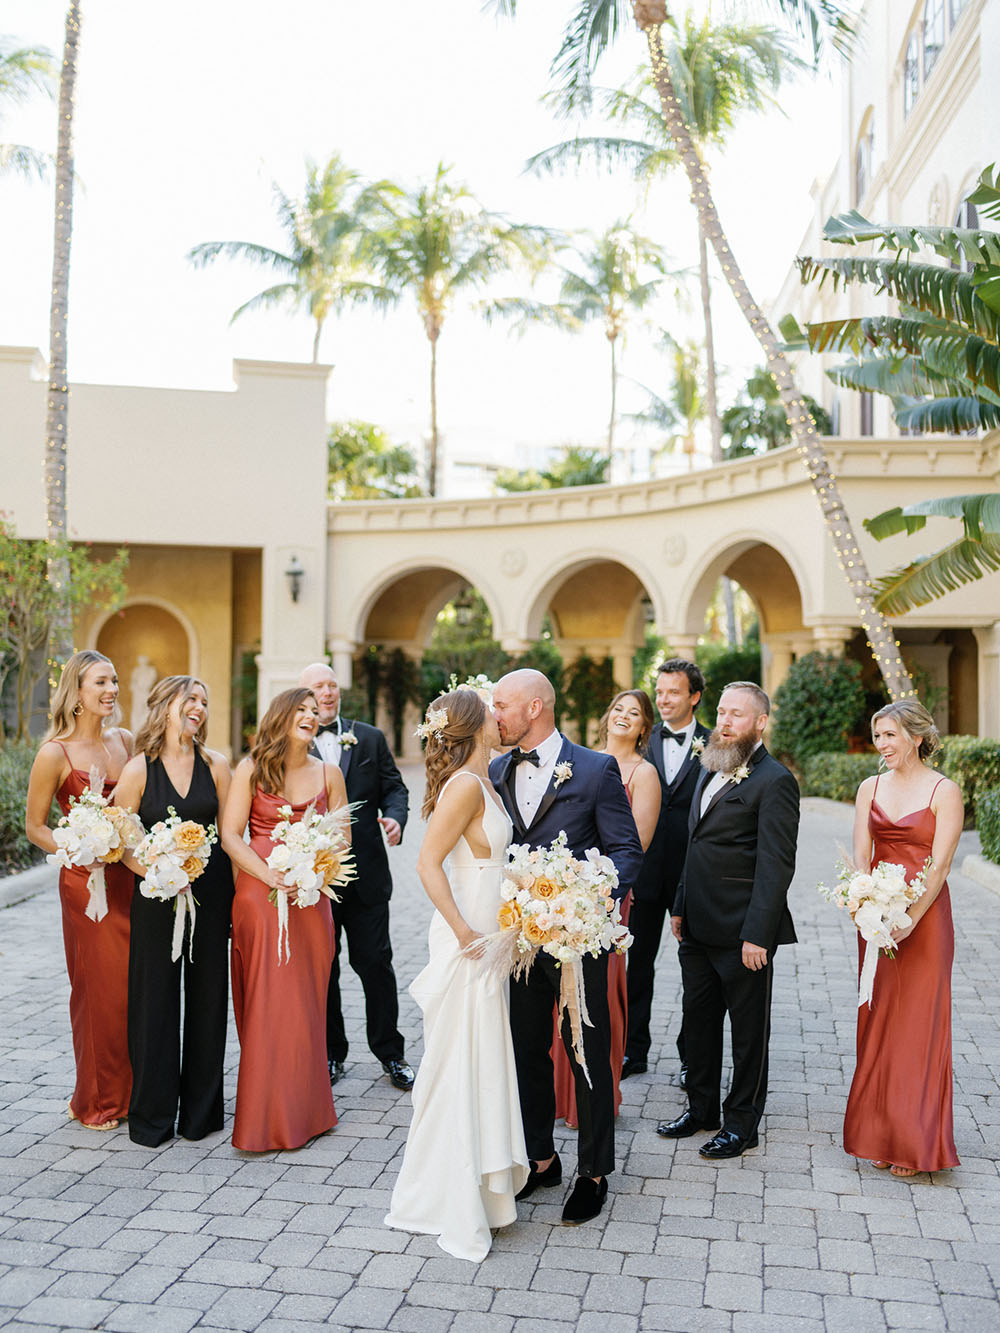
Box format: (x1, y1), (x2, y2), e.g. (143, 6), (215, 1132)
(93, 599), (195, 732)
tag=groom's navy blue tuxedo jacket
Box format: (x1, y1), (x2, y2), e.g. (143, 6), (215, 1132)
(489, 734), (643, 899)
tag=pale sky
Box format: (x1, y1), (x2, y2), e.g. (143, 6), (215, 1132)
(1, 1), (842, 488)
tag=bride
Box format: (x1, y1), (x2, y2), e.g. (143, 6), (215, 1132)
(385, 687), (528, 1261)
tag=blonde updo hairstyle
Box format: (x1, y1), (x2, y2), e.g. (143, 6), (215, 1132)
(135, 675), (209, 760)
(421, 688), (487, 818)
(871, 699), (941, 762)
(45, 649), (121, 741)
(597, 689), (656, 754)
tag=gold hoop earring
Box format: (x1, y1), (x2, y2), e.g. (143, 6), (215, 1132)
(73, 702), (84, 716)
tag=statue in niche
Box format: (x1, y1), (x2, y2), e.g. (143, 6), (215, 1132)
(129, 655), (158, 734)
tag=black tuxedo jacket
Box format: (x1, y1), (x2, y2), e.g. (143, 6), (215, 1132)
(674, 744), (799, 953)
(489, 735), (643, 901)
(634, 719), (712, 905)
(314, 719), (408, 906)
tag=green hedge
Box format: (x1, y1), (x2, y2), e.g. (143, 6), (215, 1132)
(801, 752), (880, 803)
(978, 789), (1000, 865)
(939, 735), (1000, 823)
(0, 741), (47, 875)
(771, 653), (866, 767)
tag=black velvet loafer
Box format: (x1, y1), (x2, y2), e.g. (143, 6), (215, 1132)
(561, 1176), (608, 1225)
(620, 1057), (647, 1079)
(515, 1151), (562, 1201)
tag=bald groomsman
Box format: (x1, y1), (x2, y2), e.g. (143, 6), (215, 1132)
(299, 663), (414, 1092)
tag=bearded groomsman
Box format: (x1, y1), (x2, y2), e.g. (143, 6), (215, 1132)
(658, 681), (799, 1159)
(622, 659), (710, 1082)
(299, 663), (414, 1092)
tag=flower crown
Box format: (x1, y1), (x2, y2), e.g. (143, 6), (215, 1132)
(415, 707), (449, 742)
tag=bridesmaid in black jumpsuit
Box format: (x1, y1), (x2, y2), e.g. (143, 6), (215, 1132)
(114, 675), (233, 1147)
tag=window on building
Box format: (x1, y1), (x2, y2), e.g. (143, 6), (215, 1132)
(854, 116), (874, 205)
(903, 33), (920, 116)
(924, 0), (946, 77)
(951, 197), (982, 272)
(859, 393), (874, 437)
(949, 0), (968, 26)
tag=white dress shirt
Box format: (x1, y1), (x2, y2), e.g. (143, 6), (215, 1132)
(661, 717), (696, 784)
(313, 716), (343, 765)
(513, 729), (563, 824)
(699, 740), (763, 818)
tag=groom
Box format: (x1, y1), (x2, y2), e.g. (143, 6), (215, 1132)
(490, 669), (643, 1225)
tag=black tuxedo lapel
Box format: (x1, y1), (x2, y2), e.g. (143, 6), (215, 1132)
(497, 754), (527, 839)
(338, 718), (354, 782)
(648, 729), (667, 782)
(525, 735), (573, 834)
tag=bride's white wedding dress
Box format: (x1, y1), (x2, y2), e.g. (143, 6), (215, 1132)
(385, 772), (529, 1262)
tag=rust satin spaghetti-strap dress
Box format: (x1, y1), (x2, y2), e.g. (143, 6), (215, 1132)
(230, 787), (336, 1151)
(55, 763), (133, 1125)
(842, 780), (959, 1172)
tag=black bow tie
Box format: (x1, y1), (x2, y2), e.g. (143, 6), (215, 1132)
(317, 721), (340, 735)
(510, 747), (541, 768)
(662, 726), (686, 744)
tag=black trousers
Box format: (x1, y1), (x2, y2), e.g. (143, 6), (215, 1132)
(509, 950), (614, 1178)
(325, 893), (404, 1064)
(127, 872), (233, 1147)
(624, 894), (671, 1063)
(678, 936), (774, 1138)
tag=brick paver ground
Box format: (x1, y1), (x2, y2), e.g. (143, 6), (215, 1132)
(1, 766), (998, 1331)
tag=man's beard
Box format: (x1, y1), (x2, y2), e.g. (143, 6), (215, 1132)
(700, 728), (757, 774)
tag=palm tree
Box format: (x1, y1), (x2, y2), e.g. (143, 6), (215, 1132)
(367, 163), (548, 495)
(0, 37), (54, 179)
(632, 334), (704, 468)
(188, 155), (395, 363)
(492, 0), (914, 702)
(45, 2), (81, 668)
(529, 12), (796, 465)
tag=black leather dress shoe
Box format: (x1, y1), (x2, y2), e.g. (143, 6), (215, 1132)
(678, 1063), (688, 1090)
(515, 1151), (562, 1201)
(698, 1128), (759, 1159)
(620, 1057), (647, 1080)
(561, 1176), (608, 1225)
(382, 1059), (415, 1091)
(656, 1111), (720, 1138)
(328, 1059), (345, 1086)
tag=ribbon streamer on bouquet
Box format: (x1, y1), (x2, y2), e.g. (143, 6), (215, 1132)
(557, 960), (594, 1087)
(171, 891), (197, 964)
(858, 939), (879, 1008)
(276, 889), (291, 965)
(84, 866), (109, 923)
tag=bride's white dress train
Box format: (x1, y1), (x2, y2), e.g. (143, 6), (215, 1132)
(385, 773), (529, 1262)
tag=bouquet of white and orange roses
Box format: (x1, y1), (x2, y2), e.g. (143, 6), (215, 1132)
(47, 768), (143, 923)
(265, 802), (356, 964)
(819, 855), (931, 1007)
(474, 831), (631, 1084)
(135, 808), (217, 961)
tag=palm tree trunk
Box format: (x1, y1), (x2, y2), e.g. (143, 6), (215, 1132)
(608, 335), (617, 460)
(44, 0), (81, 673)
(698, 215), (723, 465)
(637, 9), (913, 700)
(428, 333), (439, 496)
(312, 319), (322, 362)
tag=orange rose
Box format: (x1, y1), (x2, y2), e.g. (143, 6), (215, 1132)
(175, 821), (205, 852)
(522, 916), (551, 947)
(531, 876), (558, 901)
(314, 850), (341, 886)
(181, 855), (204, 880)
(102, 843), (125, 864)
(497, 900), (522, 931)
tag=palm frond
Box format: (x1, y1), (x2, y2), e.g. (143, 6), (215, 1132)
(966, 163), (1000, 222)
(548, 0), (632, 115)
(526, 135), (671, 179)
(822, 208), (1000, 269)
(0, 143), (52, 180)
(229, 283), (298, 322)
(187, 240), (296, 272)
(893, 395), (1000, 432)
(869, 534), (1000, 615)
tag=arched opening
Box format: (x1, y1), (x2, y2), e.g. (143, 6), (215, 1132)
(96, 602), (190, 733)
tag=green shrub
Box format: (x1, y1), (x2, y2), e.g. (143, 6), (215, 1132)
(0, 741), (50, 874)
(696, 643), (762, 723)
(801, 751), (880, 803)
(978, 789), (1000, 864)
(771, 653), (866, 767)
(939, 735), (1000, 824)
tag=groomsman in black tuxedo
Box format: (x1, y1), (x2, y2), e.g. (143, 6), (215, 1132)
(299, 663), (414, 1092)
(622, 659), (710, 1082)
(490, 669), (643, 1225)
(659, 681), (798, 1159)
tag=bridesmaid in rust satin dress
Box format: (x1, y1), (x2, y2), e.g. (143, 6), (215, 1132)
(221, 688), (349, 1151)
(553, 691), (660, 1127)
(843, 700), (964, 1178)
(25, 650), (134, 1130)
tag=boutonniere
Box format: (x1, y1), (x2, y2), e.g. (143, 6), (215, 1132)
(690, 736), (705, 757)
(553, 761), (573, 789)
(340, 730), (358, 748)
(729, 763), (751, 785)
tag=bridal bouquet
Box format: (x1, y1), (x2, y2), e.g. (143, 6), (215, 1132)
(475, 831), (631, 1085)
(135, 808), (217, 961)
(819, 855), (931, 1007)
(47, 769), (143, 923)
(266, 802), (356, 963)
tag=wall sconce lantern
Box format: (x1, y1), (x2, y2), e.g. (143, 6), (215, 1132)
(285, 554), (304, 603)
